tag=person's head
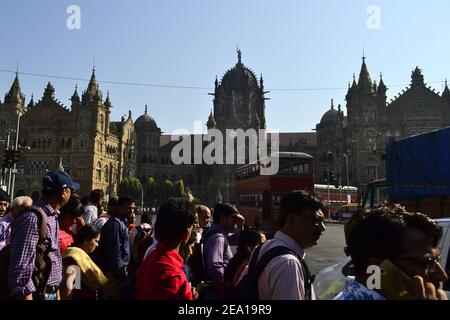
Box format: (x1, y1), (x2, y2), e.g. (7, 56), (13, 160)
(10, 196), (33, 218)
(0, 189), (10, 216)
(140, 211), (152, 225)
(237, 227), (266, 257)
(73, 224), (101, 254)
(213, 203), (239, 230)
(107, 196), (119, 214)
(196, 205), (212, 228)
(179, 229), (198, 262)
(116, 196), (136, 220)
(154, 198), (196, 247)
(80, 195), (90, 207)
(278, 190), (326, 249)
(41, 171), (80, 209)
(59, 194), (84, 228)
(90, 189), (104, 207)
(348, 204), (447, 290)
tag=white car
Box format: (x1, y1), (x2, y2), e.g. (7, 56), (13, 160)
(314, 218), (450, 299)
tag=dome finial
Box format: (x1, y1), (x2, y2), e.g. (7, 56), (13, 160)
(145, 104), (148, 114)
(237, 46), (242, 64)
(331, 98), (334, 108)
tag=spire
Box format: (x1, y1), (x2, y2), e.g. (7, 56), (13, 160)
(84, 67), (102, 101)
(378, 72), (387, 95)
(128, 110), (132, 120)
(358, 56), (372, 90)
(330, 99), (334, 109)
(352, 73), (357, 88)
(207, 109), (216, 129)
(43, 82), (55, 101)
(104, 90), (111, 107)
(71, 84), (80, 103)
(27, 94), (35, 109)
(237, 47), (242, 64)
(215, 75), (218, 88)
(411, 66), (425, 87)
(145, 104), (148, 114)
(260, 74), (264, 88)
(5, 72), (23, 104)
(442, 79), (450, 99)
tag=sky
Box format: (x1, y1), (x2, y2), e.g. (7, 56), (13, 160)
(1, 0), (450, 134)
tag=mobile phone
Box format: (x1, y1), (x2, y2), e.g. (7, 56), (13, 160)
(379, 259), (411, 300)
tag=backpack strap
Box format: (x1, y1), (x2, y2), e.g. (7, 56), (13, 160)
(26, 206), (48, 239)
(253, 246), (314, 299)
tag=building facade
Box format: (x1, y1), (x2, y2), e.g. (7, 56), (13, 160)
(316, 57), (450, 187)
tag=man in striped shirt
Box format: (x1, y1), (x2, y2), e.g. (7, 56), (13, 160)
(256, 190), (326, 300)
(8, 171), (79, 300)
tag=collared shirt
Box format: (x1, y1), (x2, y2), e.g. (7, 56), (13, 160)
(135, 242), (193, 300)
(8, 199), (62, 298)
(83, 203), (98, 224)
(334, 278), (385, 300)
(203, 223), (239, 283)
(96, 216), (130, 286)
(0, 213), (14, 251)
(257, 231), (314, 300)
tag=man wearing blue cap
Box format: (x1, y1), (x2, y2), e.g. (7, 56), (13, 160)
(8, 170), (79, 300)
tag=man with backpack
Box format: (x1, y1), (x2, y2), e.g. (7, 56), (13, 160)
(201, 203), (245, 299)
(95, 196), (136, 299)
(248, 190), (325, 300)
(7, 171), (79, 300)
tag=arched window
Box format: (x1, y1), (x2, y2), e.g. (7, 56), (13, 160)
(77, 160), (87, 179)
(104, 165), (109, 183)
(96, 161), (102, 182)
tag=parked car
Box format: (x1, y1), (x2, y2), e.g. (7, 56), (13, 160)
(314, 218), (450, 299)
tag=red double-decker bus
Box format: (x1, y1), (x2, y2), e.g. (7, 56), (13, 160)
(235, 152), (314, 235)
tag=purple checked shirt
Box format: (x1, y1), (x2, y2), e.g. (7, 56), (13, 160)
(8, 199), (62, 298)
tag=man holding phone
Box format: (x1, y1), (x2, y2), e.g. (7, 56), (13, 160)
(335, 205), (448, 300)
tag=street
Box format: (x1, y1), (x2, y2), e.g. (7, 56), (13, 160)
(305, 223), (346, 274)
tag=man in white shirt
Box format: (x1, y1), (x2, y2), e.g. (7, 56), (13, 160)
(83, 189), (104, 224)
(256, 190), (326, 300)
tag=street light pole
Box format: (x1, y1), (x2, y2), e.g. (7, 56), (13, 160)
(327, 166), (331, 222)
(10, 114), (21, 203)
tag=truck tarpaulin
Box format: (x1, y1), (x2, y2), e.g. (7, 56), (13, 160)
(386, 127), (450, 199)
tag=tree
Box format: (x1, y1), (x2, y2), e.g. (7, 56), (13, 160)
(118, 176), (141, 201)
(158, 179), (174, 204)
(144, 176), (158, 207)
(174, 179), (185, 198)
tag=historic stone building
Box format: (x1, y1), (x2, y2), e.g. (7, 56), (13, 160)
(316, 57), (450, 187)
(0, 70), (136, 201)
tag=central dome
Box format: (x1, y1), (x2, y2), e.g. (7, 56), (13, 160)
(220, 49), (259, 90)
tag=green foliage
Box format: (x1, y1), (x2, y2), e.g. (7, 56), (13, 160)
(118, 176), (142, 202)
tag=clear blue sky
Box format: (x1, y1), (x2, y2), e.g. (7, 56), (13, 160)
(1, 0), (450, 134)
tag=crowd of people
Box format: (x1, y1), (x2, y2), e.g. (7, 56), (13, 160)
(0, 170), (447, 300)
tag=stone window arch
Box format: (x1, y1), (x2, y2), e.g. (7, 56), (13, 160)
(96, 161), (102, 182)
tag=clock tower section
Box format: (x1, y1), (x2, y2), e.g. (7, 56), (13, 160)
(345, 57), (387, 185)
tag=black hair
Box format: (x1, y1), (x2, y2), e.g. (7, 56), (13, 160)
(154, 198), (195, 243)
(73, 224), (100, 246)
(213, 203), (238, 223)
(0, 189), (10, 202)
(118, 195), (135, 207)
(224, 227), (265, 284)
(141, 211), (152, 225)
(179, 230), (198, 261)
(80, 195), (90, 206)
(59, 194), (84, 221)
(90, 189), (104, 204)
(278, 190), (325, 228)
(347, 205), (443, 275)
